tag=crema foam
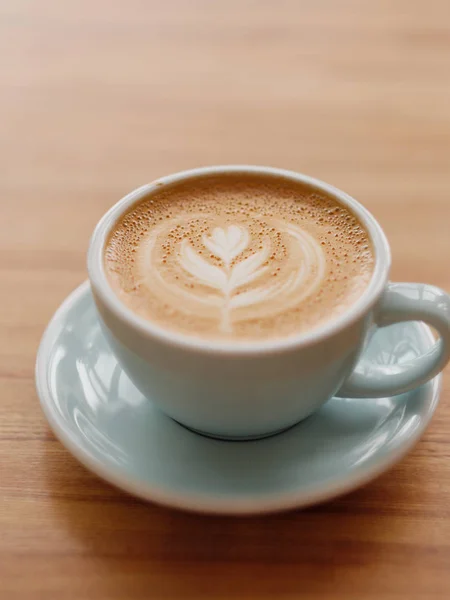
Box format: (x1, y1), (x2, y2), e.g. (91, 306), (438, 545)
(104, 174), (374, 341)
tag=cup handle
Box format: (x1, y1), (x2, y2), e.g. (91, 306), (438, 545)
(337, 282), (450, 398)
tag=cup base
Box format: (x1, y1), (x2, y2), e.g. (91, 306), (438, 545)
(172, 419), (301, 441)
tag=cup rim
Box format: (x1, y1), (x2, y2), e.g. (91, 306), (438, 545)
(87, 165), (391, 356)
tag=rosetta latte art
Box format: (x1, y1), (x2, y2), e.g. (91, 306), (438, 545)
(140, 218), (326, 333)
(105, 175), (375, 341)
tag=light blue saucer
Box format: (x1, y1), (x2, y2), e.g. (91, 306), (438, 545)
(36, 282), (441, 515)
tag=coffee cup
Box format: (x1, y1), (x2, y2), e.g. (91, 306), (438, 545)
(88, 165), (450, 440)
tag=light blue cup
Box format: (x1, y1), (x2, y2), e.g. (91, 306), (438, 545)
(88, 166), (450, 440)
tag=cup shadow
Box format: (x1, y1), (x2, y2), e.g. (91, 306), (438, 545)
(42, 434), (423, 599)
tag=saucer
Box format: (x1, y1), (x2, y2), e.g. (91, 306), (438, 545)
(36, 281), (441, 515)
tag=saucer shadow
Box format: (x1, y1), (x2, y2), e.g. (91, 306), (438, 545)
(42, 435), (423, 599)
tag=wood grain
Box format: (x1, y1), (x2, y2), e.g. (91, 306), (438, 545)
(1, 1), (450, 598)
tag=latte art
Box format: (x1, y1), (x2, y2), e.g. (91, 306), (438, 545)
(105, 174), (374, 341)
(142, 219), (326, 333)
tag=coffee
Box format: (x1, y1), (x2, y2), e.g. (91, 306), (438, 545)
(104, 174), (374, 342)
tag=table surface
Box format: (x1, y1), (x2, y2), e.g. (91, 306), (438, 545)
(2, 1), (450, 598)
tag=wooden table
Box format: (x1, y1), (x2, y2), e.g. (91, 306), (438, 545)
(2, 1), (450, 598)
